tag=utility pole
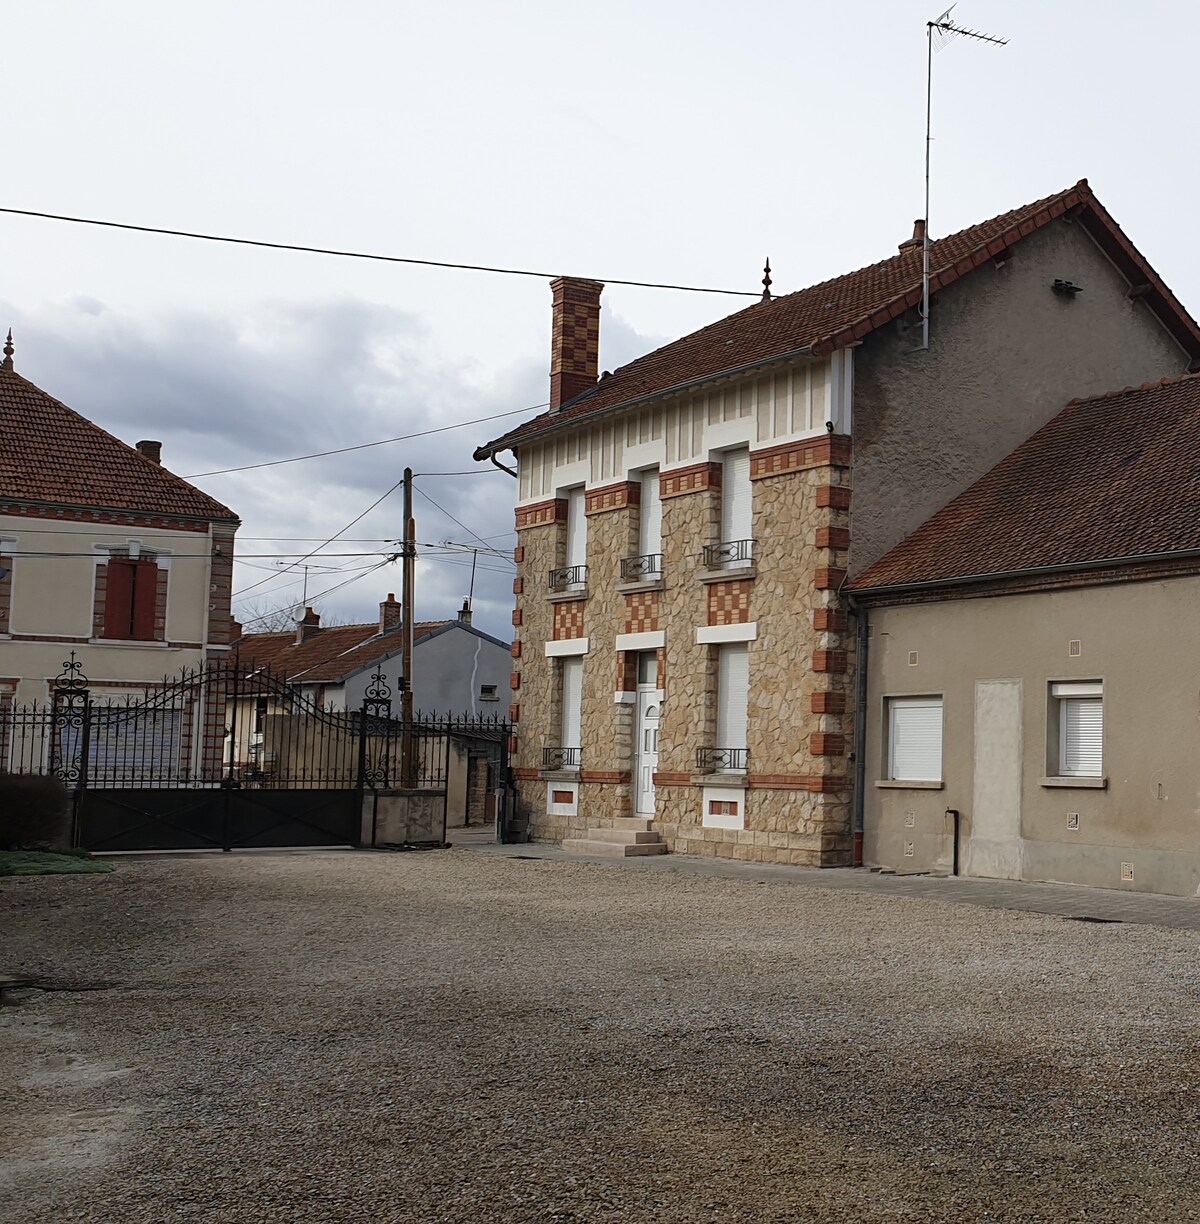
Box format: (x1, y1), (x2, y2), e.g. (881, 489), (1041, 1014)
(400, 467), (416, 787)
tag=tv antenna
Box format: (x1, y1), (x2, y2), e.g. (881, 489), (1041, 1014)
(920, 6), (1008, 351)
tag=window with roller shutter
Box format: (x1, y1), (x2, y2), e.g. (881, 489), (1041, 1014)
(1051, 682), (1103, 777)
(887, 696), (943, 782)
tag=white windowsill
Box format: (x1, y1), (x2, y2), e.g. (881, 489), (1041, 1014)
(547, 590), (588, 604)
(874, 779), (944, 790)
(1040, 776), (1107, 789)
(698, 566), (757, 584)
(691, 772), (748, 789)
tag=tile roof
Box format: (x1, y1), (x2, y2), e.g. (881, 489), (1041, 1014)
(233, 620), (451, 684)
(850, 373), (1200, 592)
(0, 366), (238, 522)
(476, 180), (1200, 459)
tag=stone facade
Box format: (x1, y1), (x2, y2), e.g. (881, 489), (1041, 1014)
(511, 431), (856, 866)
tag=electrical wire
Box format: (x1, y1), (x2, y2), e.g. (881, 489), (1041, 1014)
(412, 483), (498, 555)
(0, 206), (761, 298)
(183, 403), (547, 478)
(236, 558), (396, 629)
(231, 474), (406, 599)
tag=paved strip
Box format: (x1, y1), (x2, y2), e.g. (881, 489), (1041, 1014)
(466, 841), (1200, 930)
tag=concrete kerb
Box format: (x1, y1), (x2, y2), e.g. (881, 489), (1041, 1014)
(456, 841), (1200, 931)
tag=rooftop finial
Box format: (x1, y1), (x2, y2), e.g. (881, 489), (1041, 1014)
(761, 258), (772, 303)
(2, 329), (13, 371)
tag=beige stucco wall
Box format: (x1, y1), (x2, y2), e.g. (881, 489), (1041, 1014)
(0, 515), (221, 701)
(863, 577), (1200, 897)
(851, 219), (1191, 572)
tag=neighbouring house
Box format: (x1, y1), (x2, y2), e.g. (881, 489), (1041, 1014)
(0, 336), (240, 712)
(849, 373), (1200, 898)
(230, 597), (511, 825)
(475, 179), (1200, 864)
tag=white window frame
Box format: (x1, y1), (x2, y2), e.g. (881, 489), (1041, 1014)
(1051, 681), (1103, 778)
(886, 696), (944, 783)
(564, 486), (587, 591)
(560, 656), (584, 769)
(719, 447), (753, 568)
(638, 468), (662, 576)
(715, 642), (749, 771)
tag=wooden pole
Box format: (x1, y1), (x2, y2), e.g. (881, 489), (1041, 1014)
(401, 467), (416, 787)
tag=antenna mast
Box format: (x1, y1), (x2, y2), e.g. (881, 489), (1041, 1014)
(922, 6), (1008, 351)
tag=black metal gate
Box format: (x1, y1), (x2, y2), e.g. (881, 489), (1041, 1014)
(3, 653), (513, 852)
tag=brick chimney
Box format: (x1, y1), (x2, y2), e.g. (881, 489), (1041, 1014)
(458, 598), (472, 626)
(295, 607), (321, 644)
(549, 277), (603, 410)
(380, 593), (402, 634)
(898, 219), (926, 253)
(136, 440), (162, 464)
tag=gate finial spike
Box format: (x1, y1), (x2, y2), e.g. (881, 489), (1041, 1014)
(2, 329), (13, 371)
(761, 258), (772, 302)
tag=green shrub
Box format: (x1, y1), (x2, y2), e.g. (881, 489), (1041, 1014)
(0, 774), (72, 850)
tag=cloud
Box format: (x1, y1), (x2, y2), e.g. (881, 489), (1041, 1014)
(2, 294), (666, 645)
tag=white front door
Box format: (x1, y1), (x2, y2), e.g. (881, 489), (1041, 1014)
(635, 691), (660, 815)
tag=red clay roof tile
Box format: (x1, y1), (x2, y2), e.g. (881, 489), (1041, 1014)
(850, 373), (1200, 591)
(0, 367), (238, 521)
(476, 181), (1200, 458)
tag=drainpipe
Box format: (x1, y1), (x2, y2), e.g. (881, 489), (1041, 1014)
(845, 592), (869, 867)
(490, 453), (518, 479)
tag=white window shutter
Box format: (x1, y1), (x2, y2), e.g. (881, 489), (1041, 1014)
(721, 449), (752, 545)
(889, 698), (943, 781)
(640, 470), (662, 558)
(717, 643), (749, 752)
(566, 487), (587, 570)
(1061, 697), (1103, 776)
(561, 657), (583, 750)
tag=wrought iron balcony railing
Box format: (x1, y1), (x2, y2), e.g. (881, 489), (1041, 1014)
(703, 539), (754, 570)
(696, 747), (749, 773)
(548, 565), (588, 592)
(620, 553), (663, 581)
(542, 746), (582, 771)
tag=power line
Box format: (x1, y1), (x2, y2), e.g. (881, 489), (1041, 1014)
(236, 558), (395, 629)
(183, 403), (548, 478)
(231, 475), (406, 599)
(0, 206), (761, 299)
(413, 483), (497, 555)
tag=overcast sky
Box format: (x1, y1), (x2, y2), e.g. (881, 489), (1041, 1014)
(3, 0), (1198, 645)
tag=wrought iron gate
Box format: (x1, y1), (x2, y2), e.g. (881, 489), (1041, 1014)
(2, 653), (513, 852)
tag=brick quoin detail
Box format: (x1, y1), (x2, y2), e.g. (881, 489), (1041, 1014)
(814, 567), (847, 590)
(512, 576), (524, 595)
(580, 771), (631, 784)
(510, 640), (522, 658)
(816, 485), (853, 510)
(815, 526), (851, 550)
(515, 498), (567, 531)
(510, 671), (521, 690)
(508, 703), (520, 723)
(585, 481), (640, 516)
(512, 608), (523, 627)
(813, 649), (849, 673)
(616, 651), (638, 692)
(660, 462), (722, 499)
(749, 434), (852, 480)
(811, 733), (846, 757)
(811, 691), (847, 715)
(746, 774), (850, 793)
(813, 608), (848, 632)
(513, 545), (525, 564)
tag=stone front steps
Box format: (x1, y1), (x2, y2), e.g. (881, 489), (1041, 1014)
(562, 816), (668, 858)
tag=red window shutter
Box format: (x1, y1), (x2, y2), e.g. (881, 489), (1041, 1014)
(130, 560), (158, 640)
(103, 560), (136, 639)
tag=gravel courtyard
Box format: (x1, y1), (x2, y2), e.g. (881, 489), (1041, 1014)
(3, 849), (1199, 1223)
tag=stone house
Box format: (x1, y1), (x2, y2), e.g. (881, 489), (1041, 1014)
(0, 338), (240, 713)
(850, 373), (1200, 898)
(474, 180), (1200, 865)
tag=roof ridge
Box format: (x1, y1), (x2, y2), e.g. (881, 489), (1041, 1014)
(1065, 369), (1200, 407)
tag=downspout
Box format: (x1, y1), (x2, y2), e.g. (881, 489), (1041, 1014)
(845, 592), (869, 867)
(490, 453), (518, 478)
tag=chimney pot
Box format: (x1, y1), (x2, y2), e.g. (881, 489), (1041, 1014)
(295, 606), (321, 644)
(136, 439), (162, 464)
(549, 277), (604, 411)
(898, 219), (926, 253)
(380, 593), (402, 635)
(458, 598), (473, 626)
